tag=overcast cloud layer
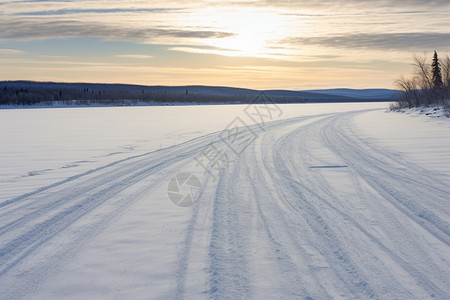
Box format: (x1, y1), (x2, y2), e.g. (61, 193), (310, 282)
(0, 0), (449, 89)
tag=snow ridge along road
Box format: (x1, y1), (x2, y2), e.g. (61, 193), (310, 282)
(0, 108), (449, 299)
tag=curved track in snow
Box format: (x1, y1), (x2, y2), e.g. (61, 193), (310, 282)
(1, 109), (449, 299)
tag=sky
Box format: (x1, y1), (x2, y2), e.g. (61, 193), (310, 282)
(0, 0), (449, 90)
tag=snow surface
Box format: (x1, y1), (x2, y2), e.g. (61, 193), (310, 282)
(356, 108), (450, 174)
(394, 106), (449, 119)
(0, 103), (449, 299)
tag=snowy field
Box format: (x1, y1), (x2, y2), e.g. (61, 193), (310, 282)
(0, 102), (449, 299)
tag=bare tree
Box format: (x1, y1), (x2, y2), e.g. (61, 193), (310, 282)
(441, 55), (450, 87)
(413, 54), (433, 90)
(440, 55), (450, 115)
(393, 52), (450, 112)
(413, 54), (436, 104)
(394, 75), (420, 108)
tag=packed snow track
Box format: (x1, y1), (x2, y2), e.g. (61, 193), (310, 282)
(0, 108), (449, 299)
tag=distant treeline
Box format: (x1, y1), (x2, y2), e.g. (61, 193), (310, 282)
(0, 81), (310, 106)
(0, 85), (245, 106)
(0, 81), (394, 106)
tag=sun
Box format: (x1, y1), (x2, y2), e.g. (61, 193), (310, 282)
(225, 15), (268, 55)
(206, 9), (280, 57)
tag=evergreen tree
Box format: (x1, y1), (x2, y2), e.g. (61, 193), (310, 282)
(431, 51), (443, 89)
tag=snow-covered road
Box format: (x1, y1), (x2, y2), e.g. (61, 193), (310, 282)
(1, 107), (449, 299)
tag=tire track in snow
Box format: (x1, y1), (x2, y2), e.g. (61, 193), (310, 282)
(173, 115), (322, 299)
(0, 158), (179, 276)
(320, 112), (450, 245)
(0, 129), (224, 242)
(178, 109), (449, 299)
(2, 108), (449, 299)
(272, 112), (448, 298)
(0, 130), (229, 299)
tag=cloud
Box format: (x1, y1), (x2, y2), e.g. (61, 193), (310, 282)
(115, 54), (154, 59)
(0, 48), (24, 54)
(0, 19), (234, 42)
(224, 0), (450, 9)
(14, 8), (179, 16)
(287, 33), (450, 51)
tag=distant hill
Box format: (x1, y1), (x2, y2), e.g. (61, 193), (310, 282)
(0, 81), (400, 106)
(304, 88), (402, 100)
